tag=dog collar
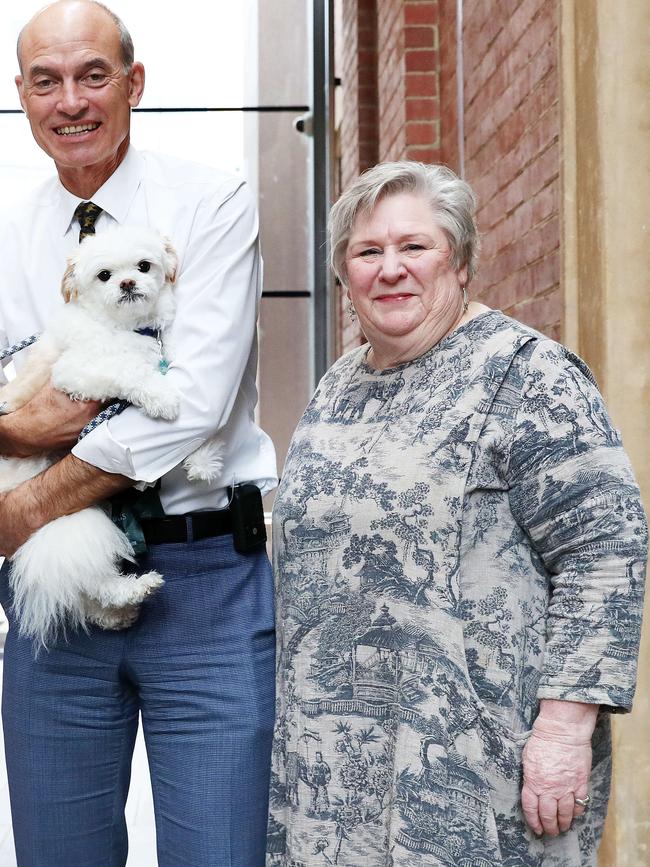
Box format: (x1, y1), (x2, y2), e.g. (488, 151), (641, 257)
(135, 327), (158, 339)
(135, 326), (169, 374)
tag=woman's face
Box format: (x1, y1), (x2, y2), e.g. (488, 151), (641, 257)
(345, 192), (468, 365)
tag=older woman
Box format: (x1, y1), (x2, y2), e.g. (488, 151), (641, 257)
(266, 163), (647, 866)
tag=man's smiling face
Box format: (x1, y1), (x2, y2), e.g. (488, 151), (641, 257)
(15, 0), (144, 195)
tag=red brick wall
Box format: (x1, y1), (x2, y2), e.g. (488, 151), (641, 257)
(403, 0), (441, 163)
(339, 0), (379, 190)
(334, 0), (561, 352)
(338, 0), (444, 353)
(438, 0), (458, 171)
(336, 0), (380, 354)
(461, 0), (561, 339)
(376, 0), (406, 159)
(376, 1), (442, 163)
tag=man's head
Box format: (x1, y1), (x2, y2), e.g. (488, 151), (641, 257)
(15, 0), (145, 197)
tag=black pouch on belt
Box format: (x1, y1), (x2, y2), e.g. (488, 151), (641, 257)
(228, 484), (267, 553)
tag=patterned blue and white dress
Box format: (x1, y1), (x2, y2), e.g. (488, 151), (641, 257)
(266, 311), (647, 867)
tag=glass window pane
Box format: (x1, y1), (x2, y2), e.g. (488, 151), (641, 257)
(131, 112), (244, 174)
(1, 1), (309, 110)
(257, 0), (310, 107)
(1, 1), (249, 108)
(255, 112), (311, 296)
(255, 108), (313, 474)
(0, 116), (52, 205)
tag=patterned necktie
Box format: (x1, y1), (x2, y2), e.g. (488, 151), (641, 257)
(73, 201), (103, 243)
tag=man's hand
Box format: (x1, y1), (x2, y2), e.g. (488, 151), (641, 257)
(521, 699), (598, 837)
(0, 454), (131, 558)
(0, 383), (104, 457)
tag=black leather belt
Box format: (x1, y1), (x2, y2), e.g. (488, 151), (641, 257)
(140, 509), (232, 545)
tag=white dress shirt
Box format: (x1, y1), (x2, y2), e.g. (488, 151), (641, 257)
(0, 146), (277, 513)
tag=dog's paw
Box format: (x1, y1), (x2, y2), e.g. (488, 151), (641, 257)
(89, 604), (140, 631)
(139, 391), (180, 420)
(137, 572), (165, 597)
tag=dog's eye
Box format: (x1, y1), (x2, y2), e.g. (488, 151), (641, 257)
(97, 270), (111, 282)
(138, 260), (151, 273)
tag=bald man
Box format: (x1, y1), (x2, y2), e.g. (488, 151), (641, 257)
(0, 3), (276, 865)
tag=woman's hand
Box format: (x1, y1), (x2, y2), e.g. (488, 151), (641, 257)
(521, 699), (598, 836)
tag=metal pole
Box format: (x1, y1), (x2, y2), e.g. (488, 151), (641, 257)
(455, 0), (465, 178)
(312, 0), (333, 383)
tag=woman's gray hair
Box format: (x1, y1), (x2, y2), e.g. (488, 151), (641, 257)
(329, 161), (479, 286)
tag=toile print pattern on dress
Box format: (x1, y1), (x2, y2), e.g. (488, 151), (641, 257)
(267, 311), (647, 867)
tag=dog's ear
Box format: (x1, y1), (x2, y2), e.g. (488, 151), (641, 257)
(61, 260), (78, 303)
(162, 237), (178, 285)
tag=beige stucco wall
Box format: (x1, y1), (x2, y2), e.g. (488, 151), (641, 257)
(560, 1), (650, 863)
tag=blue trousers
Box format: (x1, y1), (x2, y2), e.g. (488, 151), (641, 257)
(0, 534), (275, 867)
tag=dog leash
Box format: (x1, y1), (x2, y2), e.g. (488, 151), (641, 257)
(0, 333), (41, 360)
(77, 401), (129, 440)
(0, 332), (127, 440)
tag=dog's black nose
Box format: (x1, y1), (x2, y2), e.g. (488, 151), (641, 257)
(120, 279), (136, 291)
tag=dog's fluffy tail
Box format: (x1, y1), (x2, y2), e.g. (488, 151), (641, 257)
(9, 506), (136, 649)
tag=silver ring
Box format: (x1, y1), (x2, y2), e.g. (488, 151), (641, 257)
(574, 795), (590, 807)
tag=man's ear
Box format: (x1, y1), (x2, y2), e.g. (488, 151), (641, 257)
(162, 237), (178, 285)
(61, 260), (78, 303)
(15, 75), (27, 113)
(127, 62), (145, 108)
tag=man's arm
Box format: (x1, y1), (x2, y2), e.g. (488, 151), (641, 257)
(71, 179), (266, 490)
(1, 177), (266, 554)
(0, 453), (131, 558)
(0, 384), (125, 557)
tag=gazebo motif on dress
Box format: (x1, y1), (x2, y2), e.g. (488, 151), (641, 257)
(288, 505), (351, 565)
(397, 743), (491, 863)
(352, 603), (441, 704)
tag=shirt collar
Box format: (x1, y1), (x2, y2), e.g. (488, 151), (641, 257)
(57, 145), (145, 237)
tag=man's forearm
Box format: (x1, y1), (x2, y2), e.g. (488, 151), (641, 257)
(0, 454), (132, 557)
(0, 414), (33, 458)
(29, 454), (132, 520)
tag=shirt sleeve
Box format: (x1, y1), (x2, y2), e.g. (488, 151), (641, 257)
(72, 179), (261, 484)
(506, 340), (648, 712)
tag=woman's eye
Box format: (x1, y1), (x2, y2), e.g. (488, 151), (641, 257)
(97, 270), (111, 282)
(403, 243), (424, 252)
(360, 249), (381, 258)
(138, 261), (151, 273)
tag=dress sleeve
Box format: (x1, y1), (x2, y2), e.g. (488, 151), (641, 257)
(506, 340), (648, 712)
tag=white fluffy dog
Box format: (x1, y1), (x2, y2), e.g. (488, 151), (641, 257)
(0, 225), (217, 648)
